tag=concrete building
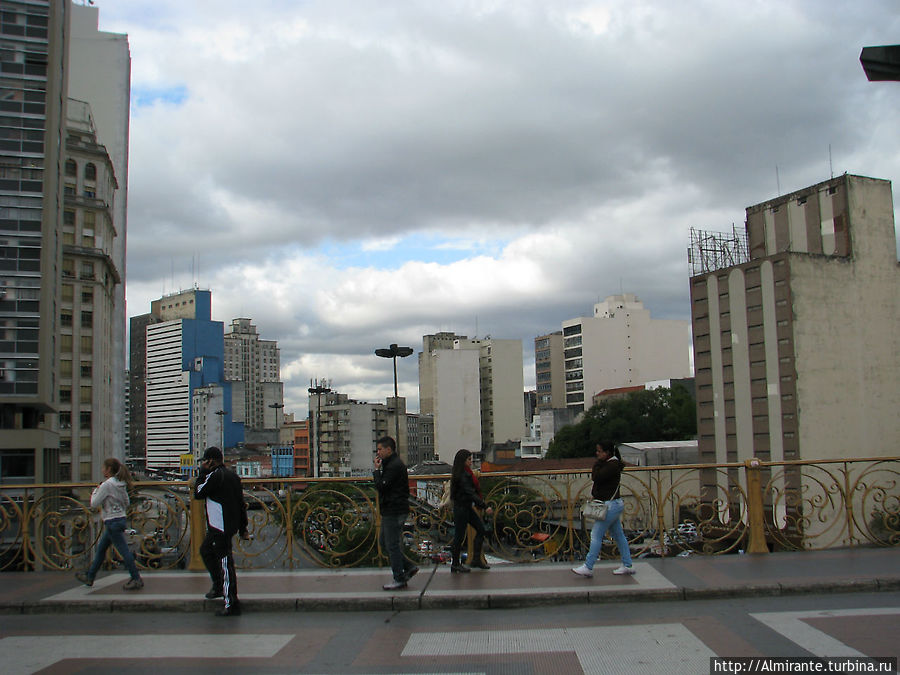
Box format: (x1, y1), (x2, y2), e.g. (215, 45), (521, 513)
(406, 412), (435, 466)
(0, 0), (69, 485)
(68, 2), (130, 464)
(559, 294), (692, 412)
(618, 440), (699, 467)
(534, 331), (565, 411)
(57, 99), (120, 480)
(309, 390), (392, 477)
(689, 174), (900, 464)
(419, 333), (526, 463)
(223, 318), (283, 432)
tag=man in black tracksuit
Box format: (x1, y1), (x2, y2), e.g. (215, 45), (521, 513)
(373, 435), (418, 590)
(195, 446), (248, 616)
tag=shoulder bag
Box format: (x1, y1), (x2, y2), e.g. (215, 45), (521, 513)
(581, 499), (608, 521)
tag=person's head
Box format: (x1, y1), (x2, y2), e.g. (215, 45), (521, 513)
(102, 457), (132, 487)
(451, 449), (473, 484)
(594, 440), (617, 460)
(375, 436), (396, 461)
(202, 446), (224, 469)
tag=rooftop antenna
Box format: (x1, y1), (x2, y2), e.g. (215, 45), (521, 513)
(775, 165), (781, 196)
(828, 144), (834, 179)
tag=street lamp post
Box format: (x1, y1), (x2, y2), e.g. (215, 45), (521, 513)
(374, 343), (414, 452)
(308, 379), (331, 478)
(215, 410), (226, 450)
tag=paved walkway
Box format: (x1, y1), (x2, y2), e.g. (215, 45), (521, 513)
(1, 547), (898, 614)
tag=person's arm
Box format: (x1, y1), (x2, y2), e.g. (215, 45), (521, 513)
(194, 464), (220, 499)
(460, 473), (486, 509)
(90, 479), (110, 509)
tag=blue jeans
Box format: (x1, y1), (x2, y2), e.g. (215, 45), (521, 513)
(87, 517), (141, 581)
(583, 498), (632, 570)
(379, 512), (414, 582)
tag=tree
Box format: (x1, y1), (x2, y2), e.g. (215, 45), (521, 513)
(546, 385), (696, 458)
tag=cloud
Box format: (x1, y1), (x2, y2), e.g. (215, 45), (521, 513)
(108, 0), (900, 416)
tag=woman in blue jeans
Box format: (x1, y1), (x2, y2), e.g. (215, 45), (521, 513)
(76, 458), (143, 590)
(572, 441), (634, 578)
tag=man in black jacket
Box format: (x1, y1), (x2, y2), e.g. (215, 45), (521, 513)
(373, 436), (418, 590)
(194, 446), (248, 616)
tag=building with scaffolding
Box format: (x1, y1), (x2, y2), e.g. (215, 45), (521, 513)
(689, 174), (899, 466)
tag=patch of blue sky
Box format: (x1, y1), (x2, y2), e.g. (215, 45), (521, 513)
(318, 233), (507, 270)
(132, 85), (188, 109)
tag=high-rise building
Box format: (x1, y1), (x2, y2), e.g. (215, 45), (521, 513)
(534, 331), (565, 411)
(558, 294), (692, 412)
(223, 318), (283, 432)
(143, 289), (238, 471)
(689, 174), (899, 464)
(0, 0), (69, 484)
(57, 99), (120, 481)
(419, 333), (525, 462)
(68, 2), (130, 465)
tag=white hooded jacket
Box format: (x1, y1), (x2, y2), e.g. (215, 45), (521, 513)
(91, 476), (130, 521)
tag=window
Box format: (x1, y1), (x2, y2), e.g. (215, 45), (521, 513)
(62, 259), (74, 278)
(80, 385), (91, 403)
(64, 159), (76, 177)
(60, 360), (71, 377)
(80, 311), (92, 328)
(80, 362), (91, 378)
(81, 230), (94, 247)
(80, 262), (93, 279)
(62, 230), (74, 245)
(59, 412), (71, 429)
(84, 163), (96, 181)
(64, 183), (75, 196)
(80, 336), (92, 353)
(80, 411), (91, 429)
(60, 334), (72, 352)
(81, 289), (92, 304)
(60, 311), (72, 327)
(59, 387), (71, 403)
(83, 188), (95, 198)
(63, 209), (75, 225)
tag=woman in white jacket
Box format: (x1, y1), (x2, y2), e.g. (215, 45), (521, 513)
(75, 458), (144, 590)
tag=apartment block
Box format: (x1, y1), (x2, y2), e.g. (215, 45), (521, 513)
(0, 0), (68, 484)
(57, 99), (120, 480)
(559, 294), (692, 412)
(223, 318), (283, 432)
(690, 174), (899, 464)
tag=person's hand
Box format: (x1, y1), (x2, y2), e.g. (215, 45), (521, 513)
(240, 531), (252, 541)
(485, 507), (494, 516)
(373, 455), (382, 469)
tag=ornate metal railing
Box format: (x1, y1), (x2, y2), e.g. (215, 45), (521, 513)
(0, 457), (896, 572)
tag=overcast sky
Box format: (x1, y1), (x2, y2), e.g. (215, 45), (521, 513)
(97, 0), (900, 417)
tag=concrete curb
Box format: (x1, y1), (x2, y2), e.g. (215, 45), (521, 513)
(2, 577), (897, 614)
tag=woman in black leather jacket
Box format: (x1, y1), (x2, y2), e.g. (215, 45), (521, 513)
(449, 449), (493, 573)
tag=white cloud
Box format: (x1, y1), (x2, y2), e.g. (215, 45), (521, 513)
(108, 0), (900, 416)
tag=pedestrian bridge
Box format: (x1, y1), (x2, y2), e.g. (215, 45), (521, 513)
(1, 456), (897, 573)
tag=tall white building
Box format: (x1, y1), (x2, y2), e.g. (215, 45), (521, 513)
(224, 318), (283, 431)
(559, 294), (692, 412)
(69, 3), (130, 460)
(419, 333), (525, 463)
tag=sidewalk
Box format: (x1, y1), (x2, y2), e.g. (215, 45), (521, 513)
(1, 547), (897, 614)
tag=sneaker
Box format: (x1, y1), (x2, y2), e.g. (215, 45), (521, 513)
(205, 588), (224, 599)
(75, 571), (94, 587)
(404, 565), (419, 581)
(612, 565), (635, 575)
(571, 564), (593, 578)
(123, 578), (144, 591)
(450, 563), (470, 573)
(382, 580), (408, 591)
(216, 603), (241, 617)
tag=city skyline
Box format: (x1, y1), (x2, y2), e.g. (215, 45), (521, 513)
(99, 1), (900, 417)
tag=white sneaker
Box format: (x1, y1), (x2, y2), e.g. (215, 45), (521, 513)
(571, 564), (593, 578)
(612, 565), (635, 575)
